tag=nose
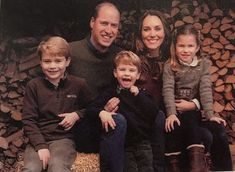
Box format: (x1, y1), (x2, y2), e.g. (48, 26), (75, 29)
(49, 62), (56, 68)
(104, 25), (112, 34)
(182, 47), (189, 52)
(124, 70), (130, 76)
(150, 29), (156, 37)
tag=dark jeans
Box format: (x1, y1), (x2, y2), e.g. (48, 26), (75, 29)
(74, 116), (101, 153)
(124, 140), (154, 172)
(74, 114), (127, 172)
(100, 114), (127, 172)
(151, 110), (166, 172)
(165, 111), (202, 153)
(201, 121), (233, 171)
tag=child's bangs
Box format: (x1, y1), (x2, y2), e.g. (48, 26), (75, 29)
(42, 44), (69, 58)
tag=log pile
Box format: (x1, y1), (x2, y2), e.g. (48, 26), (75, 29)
(0, 37), (41, 171)
(0, 0), (234, 171)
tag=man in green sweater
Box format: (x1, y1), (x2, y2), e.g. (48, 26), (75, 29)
(69, 2), (125, 172)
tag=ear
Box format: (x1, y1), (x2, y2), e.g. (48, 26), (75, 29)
(40, 60), (42, 67)
(113, 69), (117, 78)
(136, 72), (140, 80)
(196, 45), (200, 54)
(90, 17), (95, 29)
(66, 57), (71, 67)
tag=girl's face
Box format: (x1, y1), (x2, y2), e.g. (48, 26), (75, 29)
(175, 34), (199, 64)
(141, 15), (165, 52)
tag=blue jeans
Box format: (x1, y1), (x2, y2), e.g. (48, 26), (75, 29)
(74, 114), (127, 172)
(100, 114), (127, 172)
(151, 110), (166, 172)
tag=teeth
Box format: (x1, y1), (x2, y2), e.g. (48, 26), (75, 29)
(103, 35), (111, 39)
(148, 40), (157, 43)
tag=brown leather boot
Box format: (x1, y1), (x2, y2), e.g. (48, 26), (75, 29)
(205, 152), (213, 171)
(188, 146), (208, 172)
(167, 154), (181, 172)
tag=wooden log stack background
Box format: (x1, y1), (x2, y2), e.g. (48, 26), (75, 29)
(0, 0), (234, 171)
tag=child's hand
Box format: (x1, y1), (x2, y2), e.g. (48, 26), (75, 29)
(104, 97), (120, 112)
(130, 86), (139, 96)
(209, 116), (226, 126)
(175, 99), (197, 112)
(99, 110), (116, 132)
(165, 114), (180, 132)
(58, 112), (79, 130)
(38, 148), (50, 170)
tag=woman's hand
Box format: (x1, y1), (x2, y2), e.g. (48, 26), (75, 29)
(210, 116), (226, 126)
(165, 114), (180, 132)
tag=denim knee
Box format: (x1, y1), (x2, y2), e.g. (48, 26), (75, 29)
(113, 114), (127, 128)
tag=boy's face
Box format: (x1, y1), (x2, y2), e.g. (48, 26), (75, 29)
(40, 53), (70, 85)
(114, 63), (140, 89)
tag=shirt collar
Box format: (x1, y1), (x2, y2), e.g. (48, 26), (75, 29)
(179, 56), (199, 67)
(44, 72), (68, 89)
(86, 36), (110, 58)
(116, 85), (130, 94)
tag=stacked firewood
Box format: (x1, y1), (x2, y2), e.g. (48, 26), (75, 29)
(0, 37), (41, 171)
(0, 0), (234, 171)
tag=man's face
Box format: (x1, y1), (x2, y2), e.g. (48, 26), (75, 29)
(90, 5), (120, 52)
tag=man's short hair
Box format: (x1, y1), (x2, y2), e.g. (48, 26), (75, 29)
(93, 2), (120, 19)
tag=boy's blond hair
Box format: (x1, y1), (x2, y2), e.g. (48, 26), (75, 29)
(37, 36), (70, 59)
(114, 51), (141, 72)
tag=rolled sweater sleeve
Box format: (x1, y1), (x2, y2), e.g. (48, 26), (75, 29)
(22, 82), (48, 151)
(199, 58), (214, 119)
(162, 62), (177, 116)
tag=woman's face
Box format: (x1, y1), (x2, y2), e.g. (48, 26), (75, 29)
(141, 15), (165, 52)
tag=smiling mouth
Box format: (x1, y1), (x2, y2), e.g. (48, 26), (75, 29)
(48, 71), (58, 74)
(102, 35), (112, 40)
(147, 39), (159, 43)
(181, 54), (190, 57)
(122, 78), (131, 81)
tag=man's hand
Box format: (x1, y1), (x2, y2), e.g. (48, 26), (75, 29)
(38, 148), (50, 170)
(165, 114), (180, 132)
(58, 112), (80, 130)
(210, 116), (226, 126)
(99, 110), (116, 132)
(130, 86), (139, 96)
(104, 97), (120, 112)
(175, 99), (197, 112)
